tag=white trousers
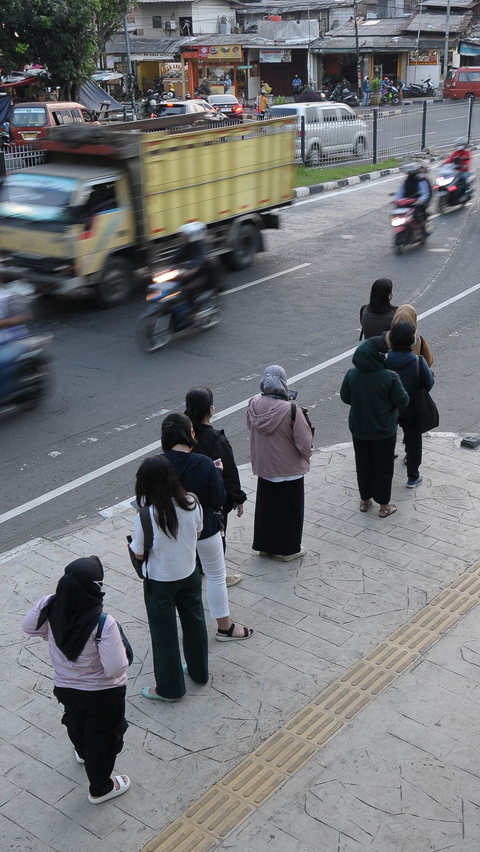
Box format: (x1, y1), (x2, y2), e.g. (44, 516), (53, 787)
(196, 532), (229, 620)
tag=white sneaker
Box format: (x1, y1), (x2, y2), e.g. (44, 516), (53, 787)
(282, 549), (306, 562)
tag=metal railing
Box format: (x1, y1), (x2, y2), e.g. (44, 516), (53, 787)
(297, 99), (478, 168)
(3, 145), (47, 175)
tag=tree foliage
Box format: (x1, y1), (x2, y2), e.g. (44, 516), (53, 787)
(0, 0), (128, 97)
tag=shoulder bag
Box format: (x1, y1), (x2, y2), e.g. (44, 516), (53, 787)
(291, 402), (315, 437)
(126, 506), (153, 581)
(95, 612), (134, 666)
(413, 356), (439, 433)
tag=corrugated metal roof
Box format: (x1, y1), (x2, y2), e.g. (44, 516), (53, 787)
(326, 17), (410, 36)
(404, 12), (470, 31)
(236, 0), (352, 12)
(106, 35), (190, 55)
(422, 0), (474, 7)
(188, 32), (310, 45)
(310, 33), (445, 50)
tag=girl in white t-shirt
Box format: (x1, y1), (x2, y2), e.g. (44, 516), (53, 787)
(130, 456), (209, 701)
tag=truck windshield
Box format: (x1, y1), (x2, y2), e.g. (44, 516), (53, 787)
(0, 173), (79, 221)
(11, 107), (47, 127)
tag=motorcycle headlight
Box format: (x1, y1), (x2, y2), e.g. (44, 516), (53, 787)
(391, 216), (406, 227)
(436, 176), (454, 186)
(152, 269), (180, 285)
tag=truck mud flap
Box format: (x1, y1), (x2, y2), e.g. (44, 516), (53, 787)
(260, 212), (280, 230)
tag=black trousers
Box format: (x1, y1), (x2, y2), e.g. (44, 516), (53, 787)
(400, 418), (422, 480)
(253, 477), (304, 556)
(53, 685), (127, 798)
(144, 565), (208, 700)
(353, 434), (397, 506)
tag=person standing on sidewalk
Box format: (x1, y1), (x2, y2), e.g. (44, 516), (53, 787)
(340, 339), (409, 517)
(359, 278), (397, 340)
(184, 386), (247, 558)
(386, 321), (434, 488)
(247, 365), (314, 561)
(386, 304), (434, 367)
(161, 413), (254, 642)
(362, 76), (371, 106)
(130, 456), (209, 702)
(22, 557), (130, 804)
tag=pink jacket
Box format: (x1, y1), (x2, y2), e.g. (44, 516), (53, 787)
(22, 596), (128, 691)
(247, 395), (313, 478)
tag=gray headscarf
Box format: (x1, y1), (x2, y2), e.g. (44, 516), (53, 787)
(260, 365), (289, 400)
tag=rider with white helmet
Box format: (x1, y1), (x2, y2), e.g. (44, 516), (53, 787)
(173, 222), (220, 306)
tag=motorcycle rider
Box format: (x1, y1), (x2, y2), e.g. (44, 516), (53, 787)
(395, 163), (432, 236)
(444, 137), (472, 197)
(172, 222), (220, 310)
(0, 283), (31, 403)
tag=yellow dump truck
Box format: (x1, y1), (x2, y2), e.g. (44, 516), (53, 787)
(0, 115), (295, 307)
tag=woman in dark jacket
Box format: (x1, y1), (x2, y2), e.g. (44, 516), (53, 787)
(360, 278), (397, 340)
(161, 413), (253, 642)
(185, 387), (246, 584)
(341, 339), (409, 517)
(386, 321), (434, 489)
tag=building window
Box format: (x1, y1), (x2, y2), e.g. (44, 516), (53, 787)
(152, 15), (162, 28)
(179, 16), (193, 35)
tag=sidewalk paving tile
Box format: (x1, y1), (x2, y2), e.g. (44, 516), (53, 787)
(5, 435), (480, 851)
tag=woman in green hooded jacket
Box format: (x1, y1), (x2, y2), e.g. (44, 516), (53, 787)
(340, 339), (409, 518)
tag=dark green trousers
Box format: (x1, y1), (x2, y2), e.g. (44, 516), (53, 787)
(144, 565), (208, 699)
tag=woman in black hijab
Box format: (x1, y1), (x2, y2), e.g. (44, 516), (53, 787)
(23, 556), (131, 804)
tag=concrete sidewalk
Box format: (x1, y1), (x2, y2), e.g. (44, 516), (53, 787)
(2, 434), (480, 851)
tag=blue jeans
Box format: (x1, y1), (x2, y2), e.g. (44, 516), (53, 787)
(363, 92), (370, 106)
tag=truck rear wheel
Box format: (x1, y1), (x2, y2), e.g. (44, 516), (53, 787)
(94, 256), (133, 309)
(221, 222), (259, 271)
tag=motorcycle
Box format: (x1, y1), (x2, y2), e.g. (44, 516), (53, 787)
(408, 77), (436, 98)
(391, 198), (428, 253)
(329, 85), (359, 107)
(135, 268), (223, 352)
(0, 333), (52, 413)
(435, 162), (474, 212)
(381, 84), (400, 106)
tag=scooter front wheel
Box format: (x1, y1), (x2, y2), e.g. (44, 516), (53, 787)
(136, 313), (173, 352)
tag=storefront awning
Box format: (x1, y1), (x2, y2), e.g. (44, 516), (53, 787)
(0, 75), (36, 89)
(460, 42), (480, 55)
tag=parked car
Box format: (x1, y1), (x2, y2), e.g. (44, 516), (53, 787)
(268, 102), (367, 164)
(154, 99), (226, 121)
(10, 102), (98, 145)
(443, 67), (480, 100)
(207, 94), (244, 121)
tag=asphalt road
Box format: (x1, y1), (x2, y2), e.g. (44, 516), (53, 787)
(2, 162), (480, 553)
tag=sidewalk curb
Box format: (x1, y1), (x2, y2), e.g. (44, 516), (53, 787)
(294, 166), (402, 198)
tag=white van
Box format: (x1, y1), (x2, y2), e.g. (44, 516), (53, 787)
(269, 102), (368, 164)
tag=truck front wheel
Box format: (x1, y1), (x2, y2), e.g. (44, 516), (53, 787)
(94, 256), (133, 309)
(221, 222), (259, 271)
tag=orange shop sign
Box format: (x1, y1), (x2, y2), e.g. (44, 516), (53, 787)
(408, 50), (438, 65)
(196, 45), (243, 61)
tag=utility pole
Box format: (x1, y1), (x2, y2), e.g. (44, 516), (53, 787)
(353, 0), (361, 100)
(124, 15), (136, 120)
(442, 0), (451, 83)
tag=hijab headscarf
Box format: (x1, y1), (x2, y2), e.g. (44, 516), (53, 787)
(385, 304), (433, 365)
(260, 365), (290, 400)
(36, 556), (104, 662)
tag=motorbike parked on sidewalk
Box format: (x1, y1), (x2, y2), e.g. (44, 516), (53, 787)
(435, 162), (474, 212)
(0, 333), (52, 414)
(381, 84), (401, 106)
(135, 268), (223, 353)
(391, 198), (428, 253)
(408, 77), (436, 98)
(329, 85), (359, 107)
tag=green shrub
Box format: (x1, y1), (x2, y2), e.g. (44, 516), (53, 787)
(370, 78), (382, 93)
(274, 95), (286, 105)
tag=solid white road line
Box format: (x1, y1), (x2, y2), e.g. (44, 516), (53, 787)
(2, 279), (480, 527)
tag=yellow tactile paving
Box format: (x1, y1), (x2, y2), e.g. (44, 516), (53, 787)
(142, 559), (480, 852)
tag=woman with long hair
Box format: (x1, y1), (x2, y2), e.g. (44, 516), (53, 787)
(360, 278), (397, 340)
(161, 413), (253, 642)
(22, 556), (130, 804)
(184, 386), (246, 585)
(130, 455), (209, 701)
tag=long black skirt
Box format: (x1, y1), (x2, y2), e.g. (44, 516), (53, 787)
(253, 477), (304, 556)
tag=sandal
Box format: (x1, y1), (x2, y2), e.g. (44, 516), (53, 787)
(215, 623), (254, 642)
(141, 686), (178, 702)
(74, 749), (85, 764)
(379, 505), (397, 519)
(359, 499), (372, 513)
(88, 775), (130, 804)
(226, 573), (242, 587)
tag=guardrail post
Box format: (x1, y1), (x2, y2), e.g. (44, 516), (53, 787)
(373, 108), (378, 165)
(300, 115), (306, 165)
(467, 95), (473, 144)
(421, 100), (427, 150)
